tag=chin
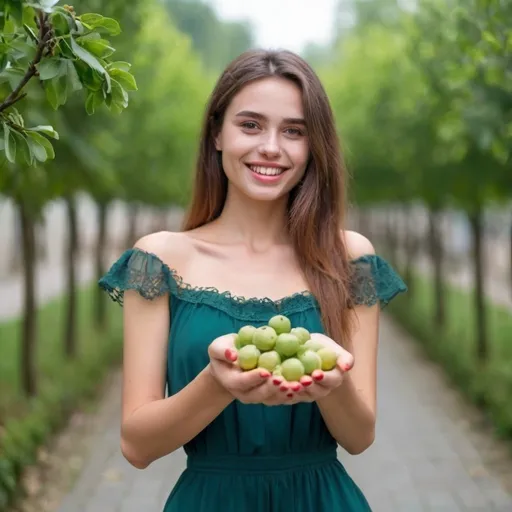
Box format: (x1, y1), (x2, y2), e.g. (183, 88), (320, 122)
(243, 187), (288, 202)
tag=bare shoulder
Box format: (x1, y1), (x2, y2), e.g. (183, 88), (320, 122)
(133, 231), (193, 270)
(341, 230), (376, 260)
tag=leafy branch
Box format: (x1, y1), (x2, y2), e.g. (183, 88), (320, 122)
(0, 1), (137, 166)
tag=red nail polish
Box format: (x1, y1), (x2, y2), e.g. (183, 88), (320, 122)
(280, 385), (288, 392)
(225, 349), (237, 361)
(302, 380), (312, 387)
(260, 371), (270, 378)
(291, 384), (301, 392)
(287, 393), (293, 398)
(314, 372), (324, 381)
(342, 363), (353, 372)
(272, 378), (281, 386)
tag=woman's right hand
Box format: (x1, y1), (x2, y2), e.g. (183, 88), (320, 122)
(208, 334), (295, 405)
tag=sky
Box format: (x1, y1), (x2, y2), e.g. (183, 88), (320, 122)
(210, 0), (340, 54)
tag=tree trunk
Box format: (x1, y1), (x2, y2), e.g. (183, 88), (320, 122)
(468, 208), (488, 361)
(19, 199), (37, 397)
(64, 196), (78, 358)
(428, 208), (445, 329)
(404, 204), (415, 299)
(95, 201), (109, 331)
(125, 203), (138, 249)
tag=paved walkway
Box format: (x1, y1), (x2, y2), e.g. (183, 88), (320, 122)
(53, 315), (512, 512)
(3, 231), (512, 512)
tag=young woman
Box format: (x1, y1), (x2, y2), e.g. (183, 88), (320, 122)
(99, 49), (407, 511)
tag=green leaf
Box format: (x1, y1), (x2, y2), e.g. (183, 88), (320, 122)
(65, 60), (82, 92)
(26, 131), (55, 161)
(79, 14), (121, 36)
(0, 67), (25, 90)
(109, 69), (137, 91)
(106, 61), (131, 72)
(37, 58), (65, 80)
(50, 10), (71, 37)
(3, 123), (16, 163)
(44, 78), (68, 110)
(12, 130), (33, 165)
(27, 125), (59, 140)
(95, 18), (121, 36)
(79, 38), (115, 59)
(85, 89), (104, 115)
(79, 13), (103, 26)
(9, 39), (37, 63)
(70, 36), (111, 93)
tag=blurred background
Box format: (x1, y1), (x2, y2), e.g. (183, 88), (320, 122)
(0, 0), (511, 511)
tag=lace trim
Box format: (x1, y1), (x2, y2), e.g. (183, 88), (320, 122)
(98, 248), (407, 319)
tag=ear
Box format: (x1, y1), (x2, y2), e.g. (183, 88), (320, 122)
(214, 133), (222, 151)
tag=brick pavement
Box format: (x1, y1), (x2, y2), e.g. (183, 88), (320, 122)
(55, 316), (512, 512)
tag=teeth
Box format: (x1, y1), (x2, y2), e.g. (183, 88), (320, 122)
(249, 165), (284, 176)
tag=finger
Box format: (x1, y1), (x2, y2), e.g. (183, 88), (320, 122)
(312, 368), (343, 390)
(336, 352), (355, 373)
(299, 375), (313, 388)
(237, 367), (272, 392)
(208, 334), (238, 362)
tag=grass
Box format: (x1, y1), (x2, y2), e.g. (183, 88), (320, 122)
(0, 284), (123, 420)
(0, 282), (125, 509)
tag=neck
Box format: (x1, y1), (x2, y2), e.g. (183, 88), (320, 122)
(213, 185), (291, 251)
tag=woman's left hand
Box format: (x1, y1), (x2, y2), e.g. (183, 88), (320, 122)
(268, 333), (354, 405)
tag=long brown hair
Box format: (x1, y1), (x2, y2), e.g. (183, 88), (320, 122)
(183, 49), (354, 346)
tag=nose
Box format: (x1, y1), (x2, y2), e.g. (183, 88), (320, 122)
(259, 131), (281, 158)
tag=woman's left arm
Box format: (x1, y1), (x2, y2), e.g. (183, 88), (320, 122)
(316, 231), (380, 455)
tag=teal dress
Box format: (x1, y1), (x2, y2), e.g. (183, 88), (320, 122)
(99, 248), (407, 512)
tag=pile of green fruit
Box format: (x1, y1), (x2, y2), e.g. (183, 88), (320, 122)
(234, 315), (338, 382)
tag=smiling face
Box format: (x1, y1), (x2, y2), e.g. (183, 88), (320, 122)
(214, 77), (310, 203)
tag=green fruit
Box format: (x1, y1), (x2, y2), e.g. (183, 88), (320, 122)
(253, 326), (277, 351)
(317, 348), (338, 371)
(237, 325), (257, 347)
(298, 350), (322, 375)
(281, 358), (305, 381)
(268, 315), (292, 335)
(273, 365), (282, 377)
(258, 350), (281, 372)
(290, 327), (310, 344)
(302, 339), (324, 352)
(238, 345), (261, 370)
(275, 333), (300, 358)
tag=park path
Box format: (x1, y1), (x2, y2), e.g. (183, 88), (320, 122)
(52, 315), (512, 512)
(2, 234), (512, 511)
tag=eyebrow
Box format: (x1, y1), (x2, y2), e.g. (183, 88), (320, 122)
(235, 110), (306, 125)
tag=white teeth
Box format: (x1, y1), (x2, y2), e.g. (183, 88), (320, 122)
(249, 165), (284, 176)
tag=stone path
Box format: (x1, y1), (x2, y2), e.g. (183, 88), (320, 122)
(3, 227), (512, 512)
(53, 315), (512, 512)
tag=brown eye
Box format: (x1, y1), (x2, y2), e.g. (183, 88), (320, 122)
(241, 121), (259, 130)
(285, 127), (304, 137)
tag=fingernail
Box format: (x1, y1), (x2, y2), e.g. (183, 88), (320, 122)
(287, 393), (293, 398)
(342, 362), (353, 372)
(280, 385), (288, 392)
(302, 379), (312, 387)
(260, 371), (270, 378)
(291, 383), (301, 392)
(313, 372), (324, 381)
(272, 378), (282, 386)
(225, 349), (237, 361)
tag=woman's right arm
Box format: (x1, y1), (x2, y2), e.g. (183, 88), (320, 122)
(120, 289), (234, 469)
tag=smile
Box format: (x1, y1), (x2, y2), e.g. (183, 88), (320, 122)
(247, 165), (287, 176)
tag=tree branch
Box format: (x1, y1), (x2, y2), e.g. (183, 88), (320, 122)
(0, 10), (52, 114)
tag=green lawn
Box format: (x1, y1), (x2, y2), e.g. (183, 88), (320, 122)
(0, 283), (123, 421)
